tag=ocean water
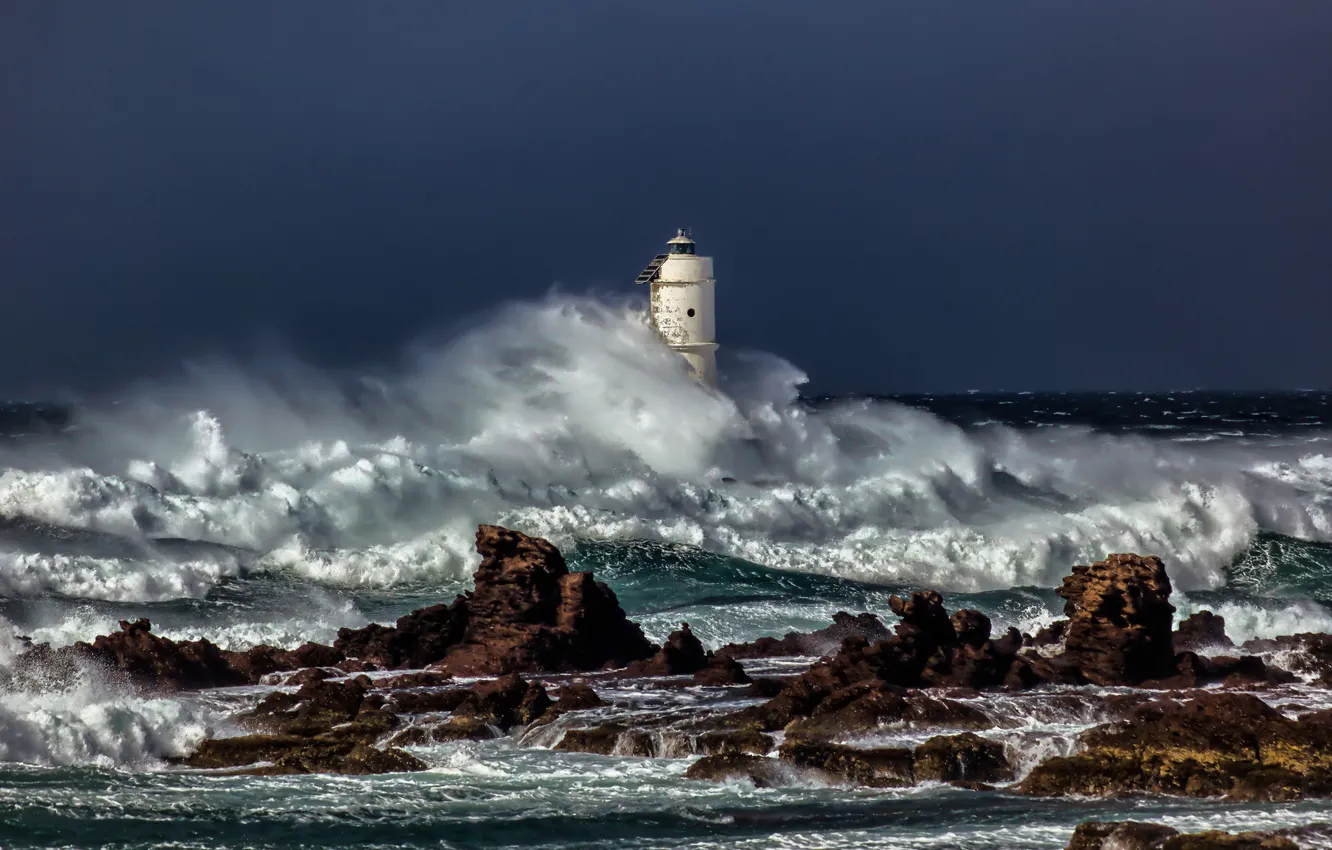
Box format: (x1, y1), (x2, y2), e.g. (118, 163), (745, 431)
(4, 295), (1332, 848)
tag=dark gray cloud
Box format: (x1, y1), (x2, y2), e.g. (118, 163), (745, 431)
(3, 1), (1331, 395)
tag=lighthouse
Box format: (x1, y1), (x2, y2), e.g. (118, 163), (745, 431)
(635, 228), (719, 386)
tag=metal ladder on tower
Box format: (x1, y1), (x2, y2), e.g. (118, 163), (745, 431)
(634, 254), (669, 285)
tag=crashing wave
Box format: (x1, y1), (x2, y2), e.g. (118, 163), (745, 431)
(2, 294), (1332, 603)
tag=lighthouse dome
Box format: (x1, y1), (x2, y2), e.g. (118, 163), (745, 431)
(666, 228), (696, 255)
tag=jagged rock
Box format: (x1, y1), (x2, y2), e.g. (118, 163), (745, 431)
(230, 642), (346, 682)
(383, 687), (472, 715)
(913, 732), (1012, 783)
(1065, 821), (1182, 850)
(716, 612), (893, 659)
(693, 655), (752, 686)
(420, 526), (656, 675)
(178, 676), (422, 775)
(453, 674), (552, 728)
(333, 602), (466, 670)
(1243, 633), (1332, 684)
(1147, 652), (1294, 690)
(73, 618), (252, 692)
(1174, 611), (1235, 653)
(2, 640), (82, 693)
(624, 623), (708, 676)
(1054, 554), (1176, 685)
(1020, 693), (1332, 800)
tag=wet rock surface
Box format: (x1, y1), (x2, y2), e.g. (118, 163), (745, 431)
(17, 526), (1332, 793)
(1020, 692), (1332, 800)
(1053, 553), (1177, 685)
(717, 612), (892, 659)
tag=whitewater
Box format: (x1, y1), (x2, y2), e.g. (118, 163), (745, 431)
(5, 293), (1332, 848)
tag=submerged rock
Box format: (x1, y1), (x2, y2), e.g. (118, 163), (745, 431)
(1064, 820), (1308, 849)
(183, 735), (425, 776)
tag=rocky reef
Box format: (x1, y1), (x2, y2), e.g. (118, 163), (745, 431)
(10, 522), (1332, 850)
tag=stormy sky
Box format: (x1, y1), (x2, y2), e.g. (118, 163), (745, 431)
(3, 2), (1331, 396)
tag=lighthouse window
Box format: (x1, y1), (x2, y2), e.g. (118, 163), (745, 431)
(669, 242), (695, 255)
(687, 308), (696, 317)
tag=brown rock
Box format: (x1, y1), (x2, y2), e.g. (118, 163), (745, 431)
(1243, 633), (1332, 684)
(694, 729), (775, 756)
(280, 667), (338, 687)
(913, 732), (1012, 784)
(693, 655), (752, 686)
(1054, 554), (1177, 685)
(452, 674), (552, 729)
(684, 753), (789, 786)
(1065, 821), (1179, 850)
(1020, 692), (1332, 800)
(333, 601), (466, 670)
(554, 724), (656, 757)
(783, 682), (992, 739)
(73, 618), (251, 692)
(1028, 619), (1068, 649)
(777, 739), (916, 788)
(624, 623), (708, 677)
(527, 682), (603, 728)
(431, 526), (656, 675)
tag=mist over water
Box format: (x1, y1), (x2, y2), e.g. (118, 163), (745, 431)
(3, 294), (1332, 605)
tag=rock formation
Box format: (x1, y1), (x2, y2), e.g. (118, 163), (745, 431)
(1053, 553), (1177, 685)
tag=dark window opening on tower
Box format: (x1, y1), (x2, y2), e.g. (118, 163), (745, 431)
(669, 243), (695, 255)
(687, 308), (696, 317)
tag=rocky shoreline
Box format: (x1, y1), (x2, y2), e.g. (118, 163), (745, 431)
(8, 524), (1332, 846)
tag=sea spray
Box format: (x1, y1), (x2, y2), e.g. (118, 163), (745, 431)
(3, 295), (1332, 602)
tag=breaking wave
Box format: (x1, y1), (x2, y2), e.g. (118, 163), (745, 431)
(3, 294), (1332, 604)
(0, 623), (215, 768)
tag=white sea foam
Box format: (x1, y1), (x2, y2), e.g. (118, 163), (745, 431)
(3, 294), (1332, 603)
(0, 622), (214, 768)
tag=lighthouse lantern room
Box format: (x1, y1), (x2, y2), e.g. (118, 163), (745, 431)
(635, 228), (719, 386)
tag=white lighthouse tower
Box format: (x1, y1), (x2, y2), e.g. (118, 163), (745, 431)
(635, 228), (718, 386)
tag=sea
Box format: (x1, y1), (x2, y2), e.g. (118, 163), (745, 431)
(3, 295), (1332, 848)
